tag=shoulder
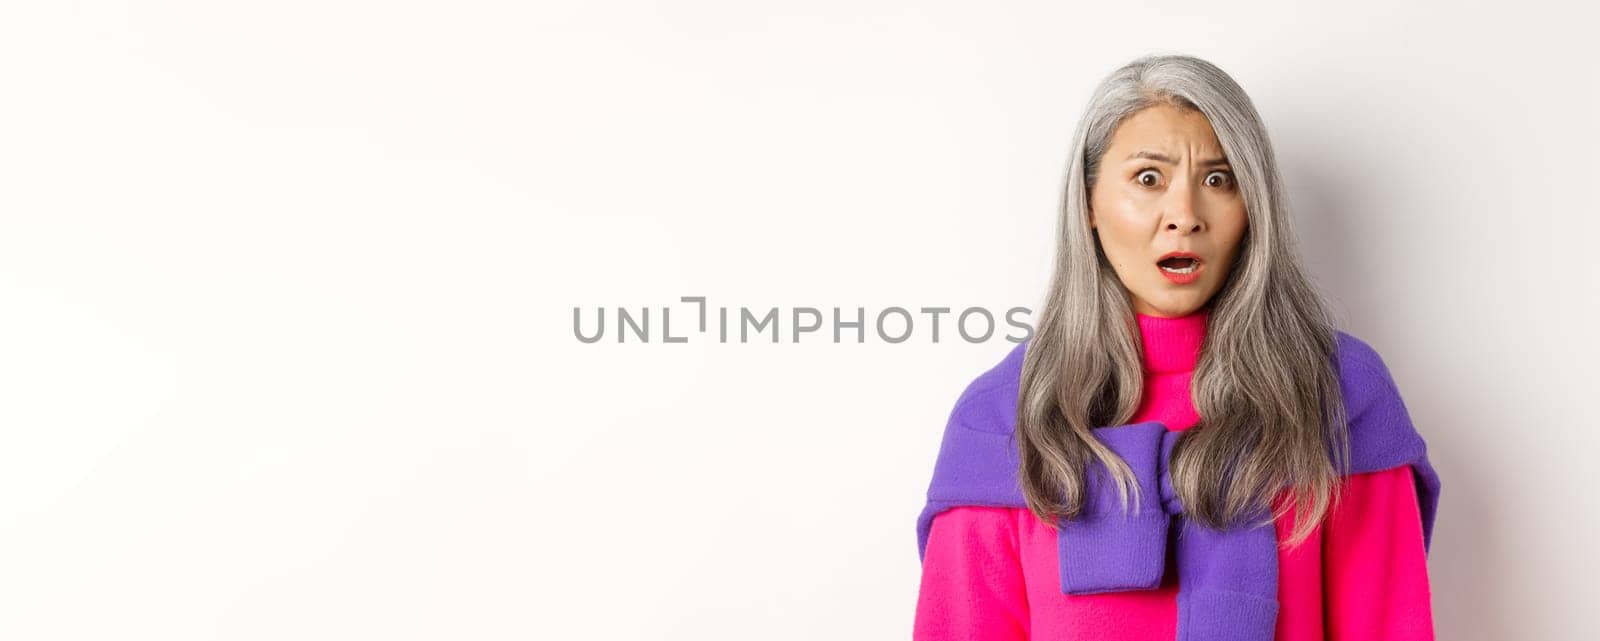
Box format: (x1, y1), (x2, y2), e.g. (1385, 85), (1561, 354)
(947, 338), (1030, 435)
(935, 332), (1422, 461)
(1332, 330), (1427, 473)
(917, 341), (1032, 553)
(1332, 330), (1405, 420)
(1334, 330), (1398, 389)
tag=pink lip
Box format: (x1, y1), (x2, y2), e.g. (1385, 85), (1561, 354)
(1157, 251), (1203, 285)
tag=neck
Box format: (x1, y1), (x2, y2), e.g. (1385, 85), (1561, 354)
(1135, 307), (1208, 374)
(1129, 307), (1208, 430)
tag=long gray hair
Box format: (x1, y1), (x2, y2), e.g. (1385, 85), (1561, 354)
(1019, 54), (1349, 547)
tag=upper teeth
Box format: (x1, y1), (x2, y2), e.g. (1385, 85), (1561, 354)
(1161, 259), (1198, 274)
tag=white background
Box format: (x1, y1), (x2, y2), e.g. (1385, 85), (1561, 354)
(2, 1), (1596, 639)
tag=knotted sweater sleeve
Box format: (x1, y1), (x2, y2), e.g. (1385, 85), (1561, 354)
(913, 506), (1030, 640)
(1322, 463), (1436, 640)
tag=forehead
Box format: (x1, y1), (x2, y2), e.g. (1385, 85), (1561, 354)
(1107, 104), (1224, 155)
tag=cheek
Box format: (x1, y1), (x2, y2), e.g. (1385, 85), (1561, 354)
(1221, 209), (1249, 252)
(1092, 194), (1149, 246)
(1095, 216), (1140, 257)
(1206, 221), (1248, 281)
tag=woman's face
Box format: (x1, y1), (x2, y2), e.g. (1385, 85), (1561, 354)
(1088, 103), (1248, 318)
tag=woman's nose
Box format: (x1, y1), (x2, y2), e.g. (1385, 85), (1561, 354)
(1162, 180), (1203, 233)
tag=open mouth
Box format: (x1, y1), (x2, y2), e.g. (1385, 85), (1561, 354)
(1157, 255), (1201, 274)
(1156, 252), (1203, 284)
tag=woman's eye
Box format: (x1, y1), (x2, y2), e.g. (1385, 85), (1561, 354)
(1206, 171), (1233, 188)
(1136, 169), (1161, 187)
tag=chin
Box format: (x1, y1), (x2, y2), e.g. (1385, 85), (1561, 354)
(1143, 297), (1206, 318)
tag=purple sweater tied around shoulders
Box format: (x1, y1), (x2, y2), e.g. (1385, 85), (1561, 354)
(915, 332), (1441, 641)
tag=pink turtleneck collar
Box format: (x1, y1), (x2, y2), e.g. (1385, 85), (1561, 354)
(1131, 307), (1209, 430)
(1135, 308), (1209, 373)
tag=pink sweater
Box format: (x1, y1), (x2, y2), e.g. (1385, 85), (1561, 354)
(913, 309), (1435, 640)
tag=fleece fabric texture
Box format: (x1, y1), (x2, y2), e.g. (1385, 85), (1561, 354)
(913, 309), (1440, 640)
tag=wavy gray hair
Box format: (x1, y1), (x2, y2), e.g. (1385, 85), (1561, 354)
(1018, 54), (1348, 546)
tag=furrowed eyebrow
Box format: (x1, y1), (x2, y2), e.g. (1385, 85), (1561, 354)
(1126, 150), (1231, 167)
